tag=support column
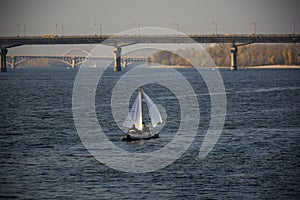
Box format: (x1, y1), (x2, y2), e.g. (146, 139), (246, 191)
(11, 56), (15, 68)
(1, 48), (8, 72)
(71, 57), (75, 68)
(146, 57), (151, 65)
(230, 45), (238, 71)
(113, 47), (121, 72)
(123, 59), (127, 67)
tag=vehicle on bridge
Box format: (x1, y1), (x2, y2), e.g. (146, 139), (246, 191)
(43, 34), (54, 39)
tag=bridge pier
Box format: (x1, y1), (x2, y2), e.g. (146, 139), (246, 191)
(1, 48), (8, 72)
(71, 57), (75, 68)
(230, 44), (238, 70)
(113, 47), (121, 72)
(122, 59), (127, 67)
(11, 56), (15, 68)
(146, 57), (151, 65)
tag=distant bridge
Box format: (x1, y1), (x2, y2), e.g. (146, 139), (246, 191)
(1, 34), (299, 72)
(6, 53), (147, 68)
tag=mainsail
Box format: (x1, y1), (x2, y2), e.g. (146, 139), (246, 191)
(122, 88), (162, 130)
(142, 90), (163, 127)
(123, 88), (143, 130)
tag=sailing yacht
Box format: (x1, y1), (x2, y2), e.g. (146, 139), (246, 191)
(122, 87), (163, 141)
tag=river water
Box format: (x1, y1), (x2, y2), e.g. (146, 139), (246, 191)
(0, 66), (299, 199)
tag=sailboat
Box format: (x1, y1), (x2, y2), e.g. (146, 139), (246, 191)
(122, 87), (163, 141)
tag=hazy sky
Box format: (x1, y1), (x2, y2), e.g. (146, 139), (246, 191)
(1, 0), (299, 35)
(0, 0), (299, 54)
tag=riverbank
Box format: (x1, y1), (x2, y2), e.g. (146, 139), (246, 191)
(148, 65), (300, 69)
(245, 65), (300, 69)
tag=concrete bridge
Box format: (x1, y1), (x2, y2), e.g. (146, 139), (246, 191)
(6, 49), (147, 68)
(1, 34), (299, 72)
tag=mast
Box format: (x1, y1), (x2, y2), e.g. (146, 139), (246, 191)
(137, 87), (143, 130)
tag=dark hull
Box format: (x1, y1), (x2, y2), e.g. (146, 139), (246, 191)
(123, 132), (159, 141)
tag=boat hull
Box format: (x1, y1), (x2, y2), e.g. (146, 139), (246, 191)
(123, 130), (159, 141)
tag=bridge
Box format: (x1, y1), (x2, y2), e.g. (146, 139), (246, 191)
(1, 34), (299, 72)
(6, 54), (147, 68)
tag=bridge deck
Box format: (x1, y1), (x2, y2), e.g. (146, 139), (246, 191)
(1, 34), (299, 48)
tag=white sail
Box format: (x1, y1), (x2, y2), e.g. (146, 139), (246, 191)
(122, 89), (143, 130)
(142, 90), (163, 127)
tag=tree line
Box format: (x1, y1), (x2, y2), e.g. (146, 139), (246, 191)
(151, 44), (300, 67)
(17, 58), (68, 68)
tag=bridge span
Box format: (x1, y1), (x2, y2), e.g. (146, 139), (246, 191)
(6, 54), (147, 68)
(1, 34), (299, 72)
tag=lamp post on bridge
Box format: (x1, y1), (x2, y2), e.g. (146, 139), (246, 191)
(23, 25), (26, 36)
(292, 22), (295, 35)
(55, 24), (64, 36)
(133, 23), (141, 35)
(94, 23), (103, 36)
(133, 23), (140, 29)
(212, 22), (217, 35)
(97, 23), (103, 36)
(172, 22), (179, 31)
(100, 23), (102, 36)
(252, 22), (256, 34)
(94, 23), (97, 36)
(17, 24), (20, 37)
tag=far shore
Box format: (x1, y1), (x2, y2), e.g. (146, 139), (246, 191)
(244, 65), (300, 69)
(148, 65), (300, 69)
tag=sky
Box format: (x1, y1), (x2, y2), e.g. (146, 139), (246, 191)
(0, 0), (299, 54)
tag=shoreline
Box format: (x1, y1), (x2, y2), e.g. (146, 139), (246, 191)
(148, 65), (300, 69)
(243, 65), (300, 69)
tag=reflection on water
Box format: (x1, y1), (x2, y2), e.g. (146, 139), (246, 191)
(0, 67), (299, 199)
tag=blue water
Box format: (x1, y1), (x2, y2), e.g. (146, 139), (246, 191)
(0, 66), (299, 199)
